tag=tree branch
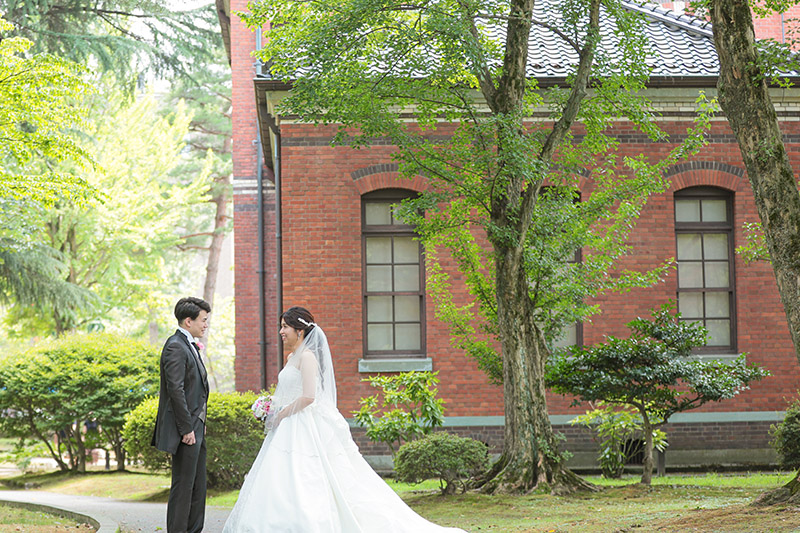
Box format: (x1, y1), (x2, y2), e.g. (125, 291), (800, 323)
(456, 0), (498, 109)
(179, 231), (216, 240)
(517, 0), (600, 239)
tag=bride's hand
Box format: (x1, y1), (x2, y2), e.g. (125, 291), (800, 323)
(273, 409), (286, 428)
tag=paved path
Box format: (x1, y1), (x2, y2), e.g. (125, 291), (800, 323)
(0, 490), (231, 532)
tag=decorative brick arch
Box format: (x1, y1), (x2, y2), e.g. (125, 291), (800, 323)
(352, 163), (595, 194)
(665, 161), (746, 192)
(351, 164), (428, 195)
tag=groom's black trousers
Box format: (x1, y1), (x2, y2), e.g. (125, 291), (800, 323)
(167, 418), (206, 533)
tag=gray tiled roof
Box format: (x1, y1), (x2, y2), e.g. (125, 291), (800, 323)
(256, 1), (798, 86)
(619, 2), (718, 77)
(491, 0), (719, 79)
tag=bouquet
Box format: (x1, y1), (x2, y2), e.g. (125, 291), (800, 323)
(251, 395), (272, 423)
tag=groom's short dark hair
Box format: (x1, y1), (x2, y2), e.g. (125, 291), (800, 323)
(175, 297), (211, 324)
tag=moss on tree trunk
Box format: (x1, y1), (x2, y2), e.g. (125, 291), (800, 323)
(754, 472), (800, 506)
(712, 0), (800, 365)
(712, 0), (800, 505)
(474, 247), (596, 495)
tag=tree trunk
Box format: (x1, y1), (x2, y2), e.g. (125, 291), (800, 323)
(54, 308), (67, 337)
(469, 0), (600, 494)
(640, 412), (654, 485)
(147, 303), (160, 345)
(755, 471), (800, 506)
(711, 0), (800, 505)
(476, 247), (596, 494)
(61, 428), (77, 471)
(199, 160), (232, 392)
(115, 443), (126, 471)
(72, 422), (86, 473)
(27, 412), (69, 471)
(711, 0), (800, 364)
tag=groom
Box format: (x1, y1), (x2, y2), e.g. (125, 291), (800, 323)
(152, 297), (211, 533)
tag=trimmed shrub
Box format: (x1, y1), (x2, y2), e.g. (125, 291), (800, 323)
(123, 397), (170, 472)
(205, 391), (265, 489)
(124, 391), (266, 489)
(771, 396), (800, 470)
(394, 432), (489, 495)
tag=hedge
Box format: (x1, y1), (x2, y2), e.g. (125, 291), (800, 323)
(124, 391), (266, 489)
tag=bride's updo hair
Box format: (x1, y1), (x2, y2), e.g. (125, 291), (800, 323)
(281, 306), (316, 337)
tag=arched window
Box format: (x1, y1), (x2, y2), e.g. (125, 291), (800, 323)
(674, 186), (736, 353)
(361, 189), (425, 358)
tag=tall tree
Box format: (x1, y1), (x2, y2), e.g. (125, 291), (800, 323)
(244, 0), (711, 493)
(0, 16), (96, 320)
(2, 3), (234, 358)
(1, 0), (219, 86)
(707, 0), (800, 504)
(0, 16), (94, 211)
(161, 45), (233, 389)
(8, 88), (209, 336)
(709, 0), (800, 359)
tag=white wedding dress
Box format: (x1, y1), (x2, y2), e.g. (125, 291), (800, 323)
(222, 327), (465, 533)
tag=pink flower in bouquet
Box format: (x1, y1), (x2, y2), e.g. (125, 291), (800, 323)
(196, 341), (205, 351)
(251, 396), (272, 422)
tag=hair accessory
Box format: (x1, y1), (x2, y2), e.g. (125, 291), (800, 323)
(297, 317), (316, 328)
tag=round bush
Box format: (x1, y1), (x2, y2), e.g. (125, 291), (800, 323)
(0, 333), (159, 472)
(771, 397), (800, 470)
(124, 397), (169, 471)
(124, 391), (266, 489)
(394, 432), (489, 495)
(205, 391), (265, 489)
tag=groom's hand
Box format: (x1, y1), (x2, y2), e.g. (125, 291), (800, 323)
(181, 431), (196, 445)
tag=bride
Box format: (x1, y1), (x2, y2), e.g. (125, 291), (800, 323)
(222, 306), (465, 532)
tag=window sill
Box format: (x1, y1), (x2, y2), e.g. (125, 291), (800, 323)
(358, 357), (433, 373)
(685, 353), (740, 362)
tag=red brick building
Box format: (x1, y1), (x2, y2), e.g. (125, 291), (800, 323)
(216, 0), (800, 469)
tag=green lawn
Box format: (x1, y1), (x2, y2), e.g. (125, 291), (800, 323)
(0, 469), (172, 502)
(391, 473), (800, 532)
(2, 470), (799, 531)
(0, 503), (89, 532)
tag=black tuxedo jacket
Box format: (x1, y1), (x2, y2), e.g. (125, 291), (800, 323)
(151, 330), (209, 455)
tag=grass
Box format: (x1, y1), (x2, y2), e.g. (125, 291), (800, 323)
(2, 469), (800, 531)
(400, 473), (800, 532)
(594, 471), (792, 489)
(0, 504), (90, 532)
(0, 469), (172, 502)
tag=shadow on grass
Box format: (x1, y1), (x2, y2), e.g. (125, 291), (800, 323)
(0, 470), (73, 490)
(139, 487), (170, 502)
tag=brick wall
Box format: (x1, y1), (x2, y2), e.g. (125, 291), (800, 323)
(264, 118), (800, 418)
(352, 421), (776, 466)
(749, 5), (800, 42)
(230, 0), (279, 391)
(228, 3), (800, 462)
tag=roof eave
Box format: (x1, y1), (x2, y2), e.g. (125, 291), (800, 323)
(216, 0), (232, 66)
(254, 78), (277, 171)
(253, 75), (725, 92)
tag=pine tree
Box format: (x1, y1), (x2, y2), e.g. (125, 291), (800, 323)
(2, 0), (221, 85)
